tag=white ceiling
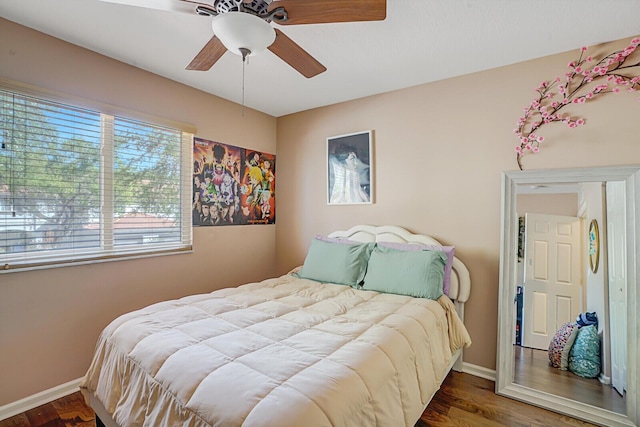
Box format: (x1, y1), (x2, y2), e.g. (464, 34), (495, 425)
(1, 0), (639, 117)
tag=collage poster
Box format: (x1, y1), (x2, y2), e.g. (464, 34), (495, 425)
(193, 137), (275, 226)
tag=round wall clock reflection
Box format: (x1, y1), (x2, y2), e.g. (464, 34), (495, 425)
(588, 219), (600, 273)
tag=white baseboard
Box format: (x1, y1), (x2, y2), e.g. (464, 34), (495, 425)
(461, 362), (497, 382)
(0, 378), (82, 421)
(598, 373), (611, 385)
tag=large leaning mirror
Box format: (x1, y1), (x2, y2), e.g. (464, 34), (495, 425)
(496, 165), (639, 427)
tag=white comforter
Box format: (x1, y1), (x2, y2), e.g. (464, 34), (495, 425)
(80, 274), (471, 427)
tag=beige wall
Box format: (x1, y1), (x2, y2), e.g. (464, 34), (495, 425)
(517, 193), (578, 217)
(275, 36), (640, 371)
(0, 19), (277, 406)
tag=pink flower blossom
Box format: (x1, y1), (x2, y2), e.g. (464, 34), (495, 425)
(613, 87), (621, 93)
(581, 46), (588, 52)
(515, 146), (522, 154)
(569, 122), (577, 128)
(532, 147), (540, 153)
(576, 119), (585, 126)
(632, 38), (640, 45)
(537, 136), (545, 143)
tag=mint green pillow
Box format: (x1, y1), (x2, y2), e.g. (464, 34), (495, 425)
(362, 247), (446, 300)
(295, 238), (375, 287)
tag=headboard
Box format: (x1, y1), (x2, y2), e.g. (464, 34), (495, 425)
(328, 225), (471, 320)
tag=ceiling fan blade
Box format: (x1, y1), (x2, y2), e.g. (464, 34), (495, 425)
(268, 29), (326, 78)
(186, 36), (228, 71)
(96, 0), (204, 14)
(268, 0), (386, 25)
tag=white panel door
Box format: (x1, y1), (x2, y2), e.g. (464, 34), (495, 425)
(523, 213), (583, 350)
(607, 181), (627, 395)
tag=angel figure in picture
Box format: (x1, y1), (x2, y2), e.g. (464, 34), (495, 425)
(329, 143), (370, 204)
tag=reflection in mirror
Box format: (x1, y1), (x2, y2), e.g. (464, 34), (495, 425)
(497, 166), (639, 427)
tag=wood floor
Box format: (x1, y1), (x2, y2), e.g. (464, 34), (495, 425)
(1, 371), (598, 427)
(514, 345), (626, 414)
(0, 391), (94, 427)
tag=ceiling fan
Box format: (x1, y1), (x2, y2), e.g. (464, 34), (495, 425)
(100, 0), (386, 78)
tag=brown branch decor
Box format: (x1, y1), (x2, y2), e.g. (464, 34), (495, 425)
(514, 36), (640, 170)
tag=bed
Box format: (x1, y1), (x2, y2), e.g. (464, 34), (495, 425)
(80, 225), (471, 427)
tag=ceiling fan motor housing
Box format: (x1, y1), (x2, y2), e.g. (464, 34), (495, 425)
(214, 0), (269, 17)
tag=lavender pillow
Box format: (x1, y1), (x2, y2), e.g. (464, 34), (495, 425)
(377, 242), (455, 297)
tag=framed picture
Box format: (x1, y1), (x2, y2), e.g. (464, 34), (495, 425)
(327, 130), (373, 205)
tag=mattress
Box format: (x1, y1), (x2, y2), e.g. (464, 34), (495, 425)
(80, 273), (471, 427)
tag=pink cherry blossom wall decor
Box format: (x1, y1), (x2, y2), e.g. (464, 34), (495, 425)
(514, 36), (640, 170)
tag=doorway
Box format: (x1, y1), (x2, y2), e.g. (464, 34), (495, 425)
(521, 213), (583, 350)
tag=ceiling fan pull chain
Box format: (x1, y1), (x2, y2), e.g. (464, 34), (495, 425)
(239, 47), (251, 117)
(242, 57), (245, 117)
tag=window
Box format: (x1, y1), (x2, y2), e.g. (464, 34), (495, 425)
(0, 88), (193, 271)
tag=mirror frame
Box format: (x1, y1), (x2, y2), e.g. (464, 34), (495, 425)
(497, 165), (639, 427)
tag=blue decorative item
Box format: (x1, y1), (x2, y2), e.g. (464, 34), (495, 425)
(576, 311), (598, 328)
(568, 325), (601, 378)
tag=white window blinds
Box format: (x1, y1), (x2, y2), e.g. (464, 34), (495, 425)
(0, 89), (193, 271)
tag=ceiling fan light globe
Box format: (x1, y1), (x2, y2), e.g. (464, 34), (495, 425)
(211, 12), (276, 57)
